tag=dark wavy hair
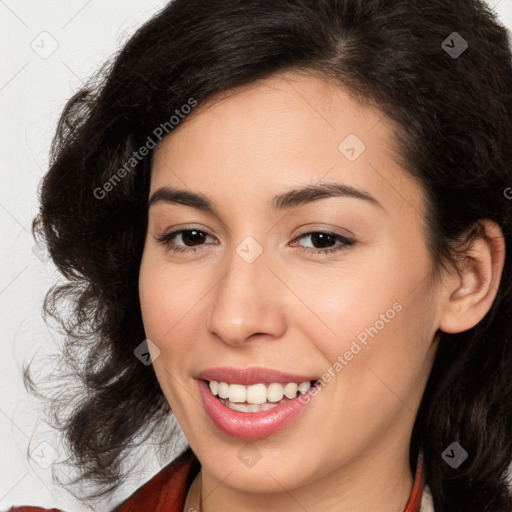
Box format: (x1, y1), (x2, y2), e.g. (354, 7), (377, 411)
(27, 0), (512, 510)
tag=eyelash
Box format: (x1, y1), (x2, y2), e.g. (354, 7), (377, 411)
(155, 229), (356, 256)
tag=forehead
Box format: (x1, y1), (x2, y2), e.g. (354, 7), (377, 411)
(150, 71), (425, 223)
(153, 71), (383, 164)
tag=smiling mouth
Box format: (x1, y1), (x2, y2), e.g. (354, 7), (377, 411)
(206, 379), (319, 413)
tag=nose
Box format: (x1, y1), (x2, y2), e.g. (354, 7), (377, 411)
(206, 242), (287, 347)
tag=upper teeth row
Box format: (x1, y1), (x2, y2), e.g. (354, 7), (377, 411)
(208, 380), (314, 404)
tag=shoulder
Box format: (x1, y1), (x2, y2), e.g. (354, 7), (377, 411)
(7, 448), (200, 512)
(111, 446), (200, 511)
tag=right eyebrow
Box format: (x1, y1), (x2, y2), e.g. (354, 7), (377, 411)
(148, 187), (218, 214)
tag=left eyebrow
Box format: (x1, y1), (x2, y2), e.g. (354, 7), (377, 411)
(271, 182), (384, 213)
(147, 182), (384, 215)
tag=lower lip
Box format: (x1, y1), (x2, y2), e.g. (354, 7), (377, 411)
(197, 379), (317, 439)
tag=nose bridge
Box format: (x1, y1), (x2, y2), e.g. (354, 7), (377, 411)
(206, 237), (286, 345)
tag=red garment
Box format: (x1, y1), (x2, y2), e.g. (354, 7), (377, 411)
(8, 448), (425, 512)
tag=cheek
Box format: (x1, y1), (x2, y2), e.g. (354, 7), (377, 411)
(139, 250), (206, 347)
(138, 252), (203, 417)
(300, 230), (433, 360)
(283, 251), (404, 357)
(293, 243), (435, 432)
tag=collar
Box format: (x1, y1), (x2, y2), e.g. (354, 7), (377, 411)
(404, 450), (434, 512)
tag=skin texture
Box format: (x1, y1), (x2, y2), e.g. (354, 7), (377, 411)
(138, 71), (505, 512)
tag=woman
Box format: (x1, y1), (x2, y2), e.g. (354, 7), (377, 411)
(9, 0), (512, 511)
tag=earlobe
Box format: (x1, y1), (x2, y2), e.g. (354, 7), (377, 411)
(438, 220), (505, 334)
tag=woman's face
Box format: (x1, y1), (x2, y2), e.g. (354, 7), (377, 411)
(139, 71), (442, 497)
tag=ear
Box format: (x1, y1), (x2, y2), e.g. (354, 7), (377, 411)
(438, 219), (506, 334)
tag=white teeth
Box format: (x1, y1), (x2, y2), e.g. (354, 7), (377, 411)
(246, 383), (267, 404)
(217, 381), (230, 399)
(298, 381), (311, 394)
(228, 401), (252, 412)
(228, 384), (246, 403)
(208, 379), (314, 405)
(218, 397), (288, 412)
(267, 383), (284, 402)
(260, 401), (279, 411)
(283, 382), (298, 399)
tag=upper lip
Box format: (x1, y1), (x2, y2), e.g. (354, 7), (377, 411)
(196, 366), (318, 386)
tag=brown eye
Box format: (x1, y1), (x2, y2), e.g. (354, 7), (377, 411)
(309, 232), (337, 249)
(291, 231), (356, 255)
(156, 229), (216, 253)
(178, 230), (207, 246)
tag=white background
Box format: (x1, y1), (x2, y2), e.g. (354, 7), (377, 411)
(1, 1), (512, 510)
